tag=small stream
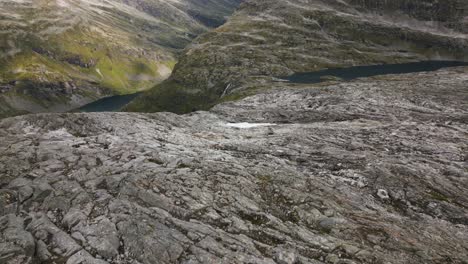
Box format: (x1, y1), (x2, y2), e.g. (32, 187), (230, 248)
(284, 60), (468, 84)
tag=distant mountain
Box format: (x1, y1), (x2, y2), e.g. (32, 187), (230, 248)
(126, 0), (468, 113)
(0, 0), (242, 118)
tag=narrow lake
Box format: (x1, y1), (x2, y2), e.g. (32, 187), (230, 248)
(284, 61), (468, 84)
(76, 92), (142, 112)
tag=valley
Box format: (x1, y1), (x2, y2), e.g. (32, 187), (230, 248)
(126, 0), (468, 114)
(79, 60), (468, 113)
(1, 1), (468, 263)
(0, 0), (242, 118)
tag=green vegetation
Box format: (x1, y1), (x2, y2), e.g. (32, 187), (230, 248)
(0, 25), (176, 116)
(1, 27), (173, 93)
(427, 189), (451, 202)
(125, 80), (220, 113)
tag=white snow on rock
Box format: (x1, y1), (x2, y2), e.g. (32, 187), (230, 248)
(224, 122), (276, 129)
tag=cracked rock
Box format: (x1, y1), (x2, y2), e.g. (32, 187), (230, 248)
(1, 67), (468, 263)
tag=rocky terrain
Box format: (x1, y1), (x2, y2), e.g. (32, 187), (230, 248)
(126, 0), (468, 113)
(0, 0), (242, 118)
(1, 66), (467, 263)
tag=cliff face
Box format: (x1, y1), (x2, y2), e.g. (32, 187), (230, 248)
(1, 66), (468, 263)
(126, 0), (468, 113)
(0, 0), (242, 118)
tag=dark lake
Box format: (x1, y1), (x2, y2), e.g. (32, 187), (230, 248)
(76, 92), (142, 112)
(284, 60), (468, 84)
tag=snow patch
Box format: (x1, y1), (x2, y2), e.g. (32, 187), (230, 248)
(22, 125), (38, 135)
(56, 0), (70, 8)
(224, 122), (276, 129)
(44, 128), (74, 139)
(157, 64), (172, 78)
(96, 68), (103, 78)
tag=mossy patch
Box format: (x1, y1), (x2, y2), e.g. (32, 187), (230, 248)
(125, 79), (220, 113)
(427, 189), (451, 202)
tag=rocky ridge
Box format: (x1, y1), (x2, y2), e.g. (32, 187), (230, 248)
(1, 67), (467, 263)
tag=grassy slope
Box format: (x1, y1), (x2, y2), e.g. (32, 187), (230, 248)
(0, 0), (242, 117)
(0, 28), (175, 111)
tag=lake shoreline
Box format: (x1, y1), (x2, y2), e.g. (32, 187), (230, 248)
(284, 60), (468, 84)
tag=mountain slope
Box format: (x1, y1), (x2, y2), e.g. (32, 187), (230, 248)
(0, 0), (242, 118)
(126, 0), (468, 113)
(1, 66), (468, 263)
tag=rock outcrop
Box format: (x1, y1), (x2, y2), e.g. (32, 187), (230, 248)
(1, 67), (467, 263)
(126, 0), (468, 113)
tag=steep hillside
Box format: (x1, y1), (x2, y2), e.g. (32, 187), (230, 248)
(0, 0), (242, 118)
(1, 67), (468, 263)
(126, 0), (468, 113)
